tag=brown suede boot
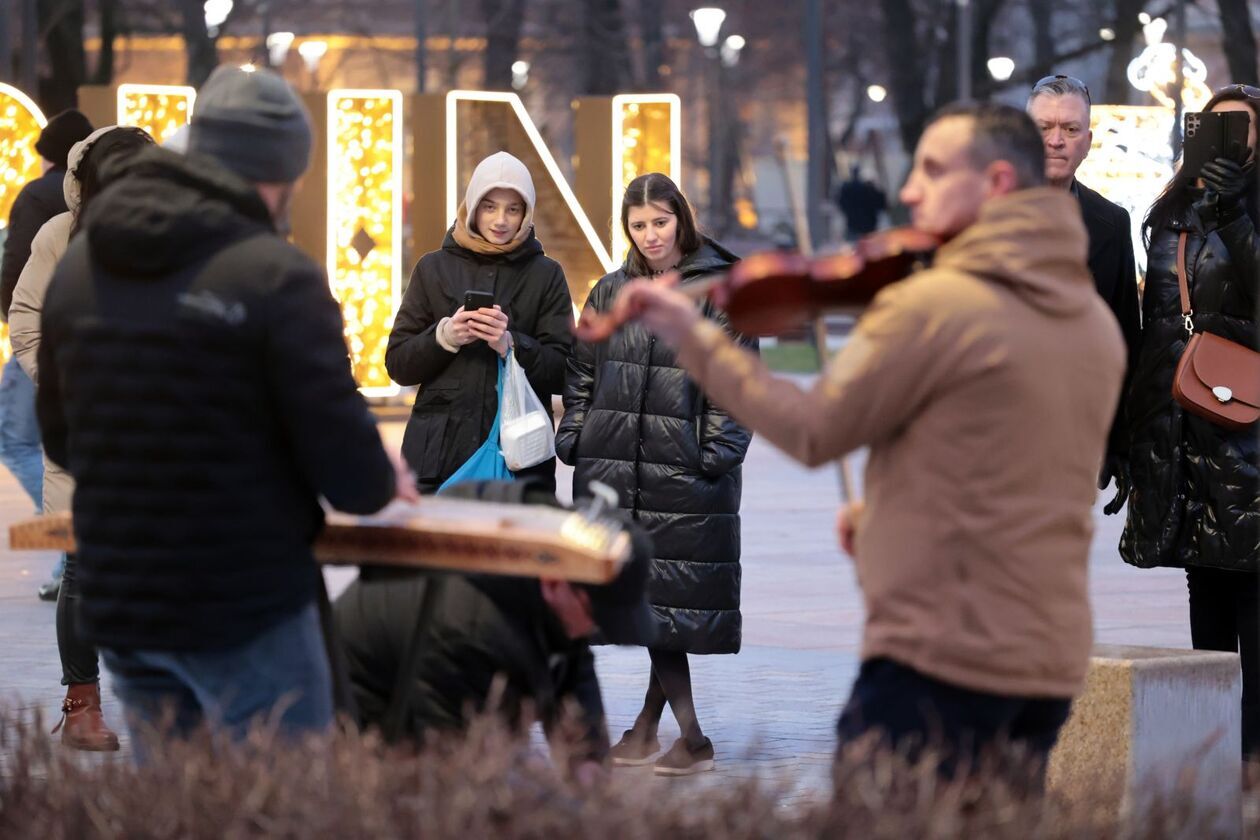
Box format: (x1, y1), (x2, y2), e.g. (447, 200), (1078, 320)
(51, 683), (120, 751)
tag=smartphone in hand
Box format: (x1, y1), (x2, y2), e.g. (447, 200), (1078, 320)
(464, 290), (495, 312)
(1183, 110), (1251, 179)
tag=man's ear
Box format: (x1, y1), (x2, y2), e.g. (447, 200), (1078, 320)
(985, 160), (1020, 197)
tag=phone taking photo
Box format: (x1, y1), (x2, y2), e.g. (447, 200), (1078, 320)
(1182, 110), (1251, 179)
(464, 290), (495, 312)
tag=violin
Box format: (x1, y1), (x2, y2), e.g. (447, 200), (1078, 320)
(574, 227), (940, 343)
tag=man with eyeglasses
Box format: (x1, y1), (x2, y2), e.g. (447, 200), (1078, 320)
(1027, 74), (1140, 513)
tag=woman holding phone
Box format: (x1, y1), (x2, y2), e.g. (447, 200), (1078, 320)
(386, 151), (573, 493)
(1118, 84), (1259, 762)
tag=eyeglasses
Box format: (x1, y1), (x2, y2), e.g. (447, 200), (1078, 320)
(1032, 74), (1091, 105)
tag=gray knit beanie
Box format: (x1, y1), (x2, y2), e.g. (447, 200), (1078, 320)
(188, 65), (312, 184)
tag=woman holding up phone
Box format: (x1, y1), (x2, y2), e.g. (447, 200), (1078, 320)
(386, 152), (573, 493)
(1118, 84), (1259, 763)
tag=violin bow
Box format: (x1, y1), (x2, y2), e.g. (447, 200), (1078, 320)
(773, 136), (857, 505)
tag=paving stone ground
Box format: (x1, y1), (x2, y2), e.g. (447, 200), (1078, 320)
(0, 408), (1191, 802)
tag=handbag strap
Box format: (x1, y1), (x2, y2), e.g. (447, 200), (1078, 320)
(1175, 231), (1193, 336)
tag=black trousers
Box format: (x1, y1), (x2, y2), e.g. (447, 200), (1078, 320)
(1187, 567), (1259, 759)
(835, 658), (1071, 784)
(56, 552), (100, 685)
(632, 649), (706, 748)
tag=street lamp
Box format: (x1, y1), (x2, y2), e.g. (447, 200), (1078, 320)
(691, 7), (727, 233)
(720, 34), (745, 68)
(298, 40), (328, 89)
(266, 31), (294, 68)
(866, 84), (887, 103)
(690, 7), (726, 49)
(203, 0), (232, 37)
(511, 60), (530, 90)
(986, 56), (1014, 82)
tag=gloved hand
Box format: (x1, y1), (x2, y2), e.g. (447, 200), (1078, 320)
(1200, 157), (1250, 208)
(1098, 455), (1130, 516)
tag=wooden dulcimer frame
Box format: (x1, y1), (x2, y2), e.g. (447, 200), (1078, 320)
(9, 497), (631, 585)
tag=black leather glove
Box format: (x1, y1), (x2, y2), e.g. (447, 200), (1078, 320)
(1200, 157), (1250, 208)
(1098, 455), (1130, 516)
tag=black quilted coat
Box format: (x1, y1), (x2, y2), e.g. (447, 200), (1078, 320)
(1120, 200), (1259, 572)
(556, 239), (754, 654)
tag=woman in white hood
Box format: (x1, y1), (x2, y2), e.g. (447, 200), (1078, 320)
(386, 151), (574, 493)
(10, 124), (155, 752)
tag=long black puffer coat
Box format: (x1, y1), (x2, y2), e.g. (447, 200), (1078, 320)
(385, 229), (573, 493)
(556, 239), (755, 654)
(1120, 199), (1259, 572)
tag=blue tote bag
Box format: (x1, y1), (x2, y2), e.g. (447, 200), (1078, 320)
(436, 356), (514, 494)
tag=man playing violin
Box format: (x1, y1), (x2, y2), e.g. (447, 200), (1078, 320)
(597, 102), (1126, 783)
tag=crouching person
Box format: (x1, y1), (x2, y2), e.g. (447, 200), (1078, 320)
(334, 479), (654, 780)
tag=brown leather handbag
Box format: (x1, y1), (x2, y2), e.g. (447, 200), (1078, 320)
(1170, 231), (1260, 430)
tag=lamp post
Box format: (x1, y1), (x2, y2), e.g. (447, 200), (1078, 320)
(691, 7), (726, 233)
(956, 0), (972, 100)
(298, 40), (328, 91)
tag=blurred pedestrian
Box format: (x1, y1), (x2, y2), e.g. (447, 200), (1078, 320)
(11, 124), (156, 751)
(0, 109), (94, 600)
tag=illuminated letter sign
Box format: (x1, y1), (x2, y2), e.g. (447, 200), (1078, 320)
(327, 89), (404, 396)
(0, 84), (47, 360)
(117, 84), (196, 145)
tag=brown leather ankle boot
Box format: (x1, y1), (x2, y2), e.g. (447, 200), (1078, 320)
(51, 683), (120, 751)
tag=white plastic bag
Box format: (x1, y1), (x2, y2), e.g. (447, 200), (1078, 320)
(499, 349), (555, 471)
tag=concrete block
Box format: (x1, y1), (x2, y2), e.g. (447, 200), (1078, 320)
(1047, 644), (1241, 833)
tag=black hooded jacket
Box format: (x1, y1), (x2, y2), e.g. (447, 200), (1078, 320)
(385, 229), (573, 493)
(1120, 197), (1258, 572)
(36, 148), (396, 650)
(556, 239), (755, 655)
(1, 167), (68, 320)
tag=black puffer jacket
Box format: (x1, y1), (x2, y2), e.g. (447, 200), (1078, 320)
(556, 239), (754, 654)
(385, 230), (573, 493)
(36, 148), (396, 651)
(1120, 199), (1259, 572)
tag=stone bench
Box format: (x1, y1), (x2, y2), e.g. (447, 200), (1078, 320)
(1047, 644), (1242, 833)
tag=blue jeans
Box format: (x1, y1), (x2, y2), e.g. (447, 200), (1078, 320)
(101, 603), (333, 763)
(0, 354), (43, 511)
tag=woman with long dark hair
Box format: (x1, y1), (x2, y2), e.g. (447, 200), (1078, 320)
(10, 125), (156, 751)
(556, 173), (755, 775)
(1119, 84), (1259, 762)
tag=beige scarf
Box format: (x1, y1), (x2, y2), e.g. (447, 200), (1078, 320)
(451, 200), (535, 256)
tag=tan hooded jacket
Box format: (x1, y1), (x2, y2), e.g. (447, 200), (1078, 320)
(677, 187), (1125, 697)
(10, 126), (121, 514)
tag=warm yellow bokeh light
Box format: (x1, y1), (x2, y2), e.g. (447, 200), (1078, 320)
(327, 90), (403, 396)
(117, 84), (195, 145)
(611, 95), (681, 264)
(0, 83), (47, 362)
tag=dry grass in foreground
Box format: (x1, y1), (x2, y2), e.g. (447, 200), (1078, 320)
(1, 708), (1256, 839)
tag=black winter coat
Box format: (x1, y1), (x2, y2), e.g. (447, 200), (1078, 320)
(1077, 179), (1142, 466)
(36, 148), (396, 651)
(0, 167), (68, 319)
(1120, 198), (1259, 572)
(556, 240), (754, 655)
(385, 230), (573, 493)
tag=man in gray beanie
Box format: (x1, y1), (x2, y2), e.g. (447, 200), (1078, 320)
(35, 65), (417, 761)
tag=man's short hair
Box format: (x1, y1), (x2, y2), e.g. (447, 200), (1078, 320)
(925, 102), (1047, 189)
(1026, 74), (1092, 115)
